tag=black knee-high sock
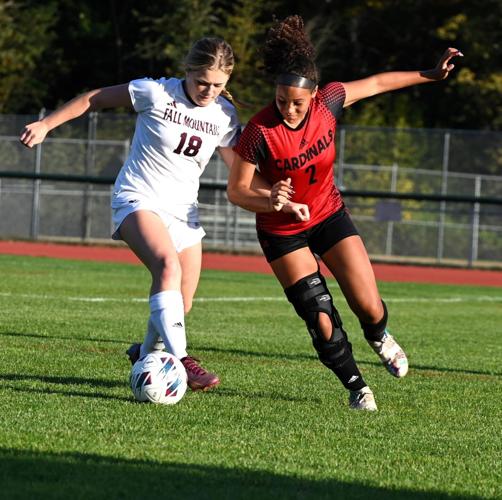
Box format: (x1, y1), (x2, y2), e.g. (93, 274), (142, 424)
(317, 332), (367, 391)
(328, 355), (367, 391)
(361, 300), (388, 342)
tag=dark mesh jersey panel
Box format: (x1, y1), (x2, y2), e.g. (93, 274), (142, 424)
(318, 82), (346, 120)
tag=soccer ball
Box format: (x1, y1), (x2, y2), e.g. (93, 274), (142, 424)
(130, 351), (187, 405)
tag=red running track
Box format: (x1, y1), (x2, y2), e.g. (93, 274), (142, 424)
(0, 240), (501, 287)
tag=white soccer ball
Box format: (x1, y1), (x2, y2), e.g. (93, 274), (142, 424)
(130, 351), (187, 405)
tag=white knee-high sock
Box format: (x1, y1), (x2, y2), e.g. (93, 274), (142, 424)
(140, 318), (165, 357)
(147, 290), (187, 360)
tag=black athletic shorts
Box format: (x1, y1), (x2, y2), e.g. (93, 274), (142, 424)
(257, 207), (359, 263)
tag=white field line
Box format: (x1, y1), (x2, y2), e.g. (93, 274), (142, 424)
(0, 292), (502, 304)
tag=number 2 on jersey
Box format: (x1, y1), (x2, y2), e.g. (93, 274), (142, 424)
(305, 164), (318, 184)
(173, 132), (202, 157)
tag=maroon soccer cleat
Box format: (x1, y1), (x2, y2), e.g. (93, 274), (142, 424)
(181, 356), (220, 391)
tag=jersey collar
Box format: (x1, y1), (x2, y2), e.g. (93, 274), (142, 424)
(273, 101), (311, 131)
(181, 79), (200, 107)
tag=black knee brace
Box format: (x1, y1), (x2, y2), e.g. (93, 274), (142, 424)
(285, 271), (353, 370)
(361, 300), (388, 341)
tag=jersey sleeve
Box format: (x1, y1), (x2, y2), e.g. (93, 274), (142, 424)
(128, 78), (164, 113)
(233, 121), (264, 165)
(218, 104), (242, 148)
(319, 82), (346, 120)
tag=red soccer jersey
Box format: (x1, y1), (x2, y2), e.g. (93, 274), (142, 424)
(234, 82), (346, 235)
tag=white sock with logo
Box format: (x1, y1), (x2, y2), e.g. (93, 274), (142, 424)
(146, 290), (187, 360)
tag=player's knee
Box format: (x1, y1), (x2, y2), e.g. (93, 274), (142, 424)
(285, 272), (355, 370)
(355, 297), (383, 324)
(152, 256), (182, 287)
(285, 271), (343, 344)
(360, 300), (388, 341)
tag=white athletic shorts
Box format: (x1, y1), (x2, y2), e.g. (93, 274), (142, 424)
(111, 199), (206, 253)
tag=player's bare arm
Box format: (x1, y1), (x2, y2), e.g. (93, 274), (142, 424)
(219, 145), (275, 193)
(219, 146), (282, 201)
(227, 158), (309, 220)
(20, 84), (132, 148)
(217, 146), (235, 169)
(343, 47), (463, 107)
(227, 156), (272, 212)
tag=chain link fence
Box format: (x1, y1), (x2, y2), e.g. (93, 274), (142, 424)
(1, 113), (501, 267)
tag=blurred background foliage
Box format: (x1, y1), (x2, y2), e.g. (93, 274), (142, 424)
(0, 0), (501, 129)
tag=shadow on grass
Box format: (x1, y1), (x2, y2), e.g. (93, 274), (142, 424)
(0, 448), (483, 500)
(1, 330), (125, 344)
(0, 373), (133, 403)
(197, 346), (502, 377)
(4, 384), (132, 403)
(0, 373), (124, 388)
(0, 373), (317, 405)
(4, 331), (500, 378)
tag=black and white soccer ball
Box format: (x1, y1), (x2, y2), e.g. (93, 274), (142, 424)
(130, 351), (187, 405)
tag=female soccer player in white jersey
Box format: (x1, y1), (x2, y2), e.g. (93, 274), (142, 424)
(20, 37), (260, 391)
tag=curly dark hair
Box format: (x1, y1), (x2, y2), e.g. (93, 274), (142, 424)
(262, 15), (319, 84)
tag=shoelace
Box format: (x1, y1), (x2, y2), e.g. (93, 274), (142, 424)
(182, 356), (207, 376)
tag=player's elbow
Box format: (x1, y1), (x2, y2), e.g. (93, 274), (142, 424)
(227, 180), (251, 208)
(86, 89), (106, 112)
(226, 183), (241, 206)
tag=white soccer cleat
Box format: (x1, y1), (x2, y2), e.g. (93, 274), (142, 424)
(367, 330), (409, 378)
(349, 386), (378, 411)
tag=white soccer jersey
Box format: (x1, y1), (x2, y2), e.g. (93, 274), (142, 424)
(111, 77), (240, 222)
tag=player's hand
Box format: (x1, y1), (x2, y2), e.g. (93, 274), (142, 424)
(282, 201), (310, 222)
(270, 177), (294, 211)
(19, 121), (49, 148)
(428, 48), (463, 80)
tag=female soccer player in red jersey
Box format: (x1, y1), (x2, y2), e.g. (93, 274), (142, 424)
(227, 15), (462, 410)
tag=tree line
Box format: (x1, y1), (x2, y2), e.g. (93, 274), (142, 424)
(1, 0), (501, 130)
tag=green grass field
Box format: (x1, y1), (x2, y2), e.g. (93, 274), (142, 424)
(0, 254), (500, 499)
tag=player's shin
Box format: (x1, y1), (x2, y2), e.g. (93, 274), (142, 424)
(285, 271), (367, 391)
(148, 290), (188, 360)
